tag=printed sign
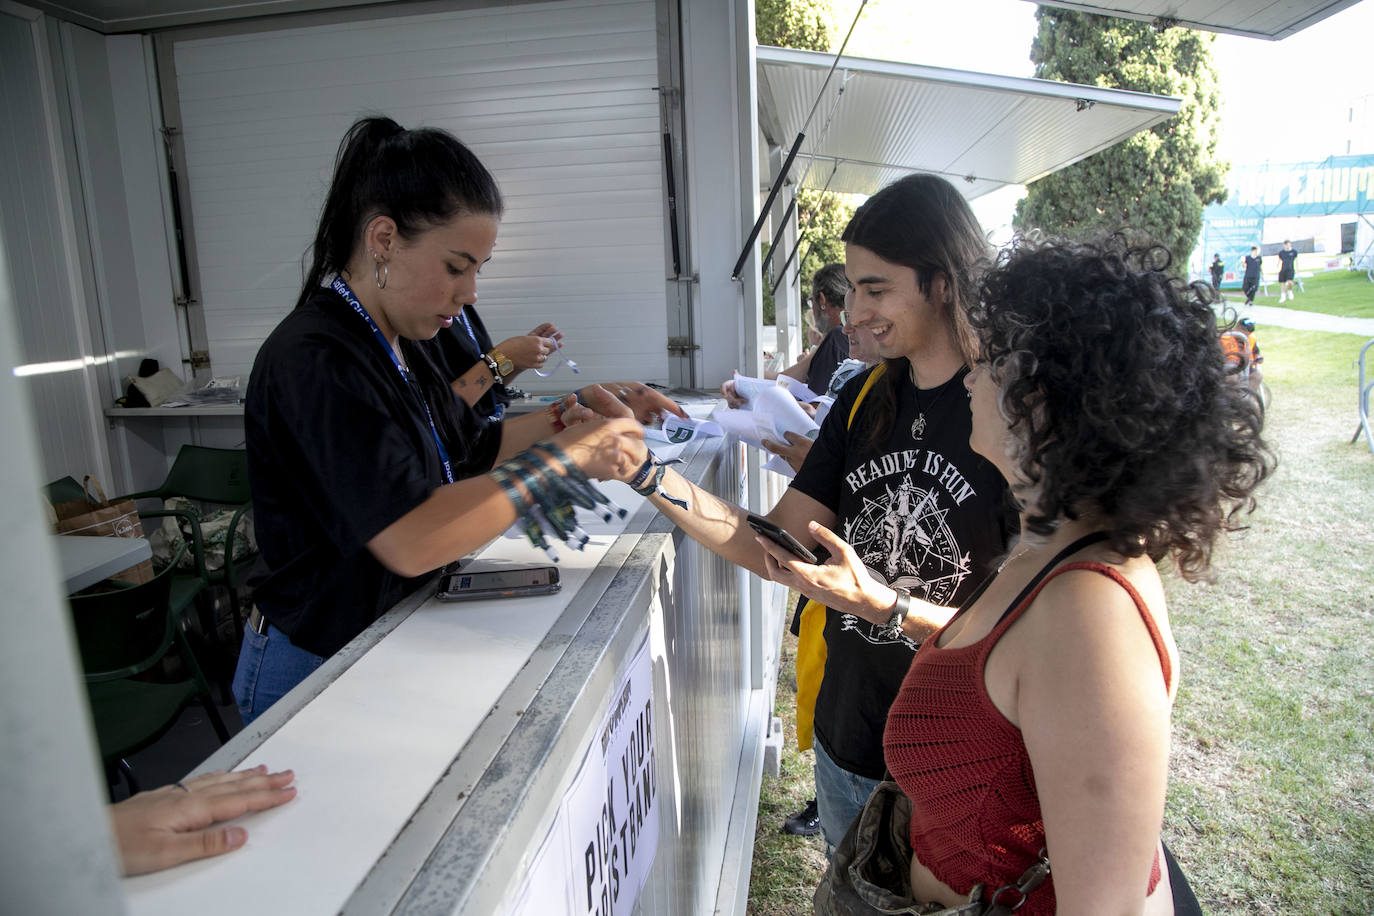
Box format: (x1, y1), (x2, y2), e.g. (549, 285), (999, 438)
(507, 637), (658, 916)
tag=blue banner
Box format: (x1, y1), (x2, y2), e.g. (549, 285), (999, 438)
(1197, 154), (1373, 284)
(1208, 154), (1374, 220)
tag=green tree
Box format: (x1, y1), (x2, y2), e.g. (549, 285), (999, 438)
(1014, 7), (1228, 268)
(756, 0), (833, 51)
(755, 0), (854, 321)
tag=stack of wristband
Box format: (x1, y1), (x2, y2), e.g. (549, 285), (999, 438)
(489, 442), (628, 561)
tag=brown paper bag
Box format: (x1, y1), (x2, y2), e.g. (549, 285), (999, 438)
(53, 476), (155, 584)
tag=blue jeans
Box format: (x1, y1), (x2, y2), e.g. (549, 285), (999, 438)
(813, 739), (881, 854)
(231, 622), (325, 725)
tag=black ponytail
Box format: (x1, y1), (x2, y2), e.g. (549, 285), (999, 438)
(296, 116), (503, 311)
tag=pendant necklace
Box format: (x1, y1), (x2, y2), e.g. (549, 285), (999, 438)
(910, 375), (954, 441)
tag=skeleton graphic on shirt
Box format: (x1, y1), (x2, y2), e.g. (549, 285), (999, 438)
(840, 470), (971, 648)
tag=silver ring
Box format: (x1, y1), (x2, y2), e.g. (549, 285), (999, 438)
(174, 781), (189, 792)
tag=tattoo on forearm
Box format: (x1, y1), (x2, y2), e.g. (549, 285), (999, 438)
(455, 372), (490, 391)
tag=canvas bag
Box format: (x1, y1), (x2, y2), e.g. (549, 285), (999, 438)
(148, 496), (256, 572)
(52, 476), (155, 584)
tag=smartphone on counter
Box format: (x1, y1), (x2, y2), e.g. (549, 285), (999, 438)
(435, 566), (561, 601)
(745, 513), (819, 564)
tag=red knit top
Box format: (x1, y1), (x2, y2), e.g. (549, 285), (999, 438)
(882, 563), (1170, 914)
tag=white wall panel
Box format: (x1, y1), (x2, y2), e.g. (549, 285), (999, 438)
(170, 0), (668, 389)
(0, 10), (108, 485)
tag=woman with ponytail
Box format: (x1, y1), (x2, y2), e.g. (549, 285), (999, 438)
(234, 117), (671, 722)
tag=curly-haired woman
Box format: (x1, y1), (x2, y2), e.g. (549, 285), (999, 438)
(881, 237), (1273, 915)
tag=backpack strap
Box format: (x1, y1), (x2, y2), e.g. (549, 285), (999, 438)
(845, 362), (887, 429)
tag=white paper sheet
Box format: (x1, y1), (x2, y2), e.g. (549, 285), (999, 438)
(709, 386), (819, 454)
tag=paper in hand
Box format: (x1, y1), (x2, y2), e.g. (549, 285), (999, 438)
(710, 386), (819, 453)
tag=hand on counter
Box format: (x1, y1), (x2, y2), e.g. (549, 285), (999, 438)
(110, 765), (296, 876)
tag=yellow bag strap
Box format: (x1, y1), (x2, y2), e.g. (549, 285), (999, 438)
(846, 361), (887, 430)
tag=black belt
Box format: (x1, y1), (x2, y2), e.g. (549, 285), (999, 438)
(247, 605), (270, 636)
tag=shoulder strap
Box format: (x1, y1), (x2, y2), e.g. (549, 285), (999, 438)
(993, 531), (1111, 627)
(846, 362), (887, 429)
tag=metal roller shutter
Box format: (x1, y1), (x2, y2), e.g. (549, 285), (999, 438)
(167, 0), (668, 389)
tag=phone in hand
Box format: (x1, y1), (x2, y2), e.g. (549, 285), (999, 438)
(745, 513), (819, 564)
(435, 566), (561, 601)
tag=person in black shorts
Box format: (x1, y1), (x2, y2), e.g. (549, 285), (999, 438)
(1277, 240), (1298, 302)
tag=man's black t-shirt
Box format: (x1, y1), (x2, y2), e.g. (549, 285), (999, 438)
(806, 326), (851, 396)
(434, 305), (515, 422)
(1277, 248), (1298, 281)
(245, 287), (501, 658)
(791, 361), (1013, 778)
(1244, 254), (1262, 281)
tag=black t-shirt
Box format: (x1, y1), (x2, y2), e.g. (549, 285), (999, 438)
(790, 362), (1014, 778)
(806, 326), (851, 396)
(1277, 248), (1297, 279)
(434, 305), (515, 422)
(1244, 254), (1262, 281)
(245, 287), (501, 658)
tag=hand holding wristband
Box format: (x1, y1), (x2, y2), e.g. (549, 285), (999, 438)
(490, 441), (632, 557)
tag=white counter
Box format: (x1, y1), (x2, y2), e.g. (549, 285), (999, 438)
(122, 397), (786, 916)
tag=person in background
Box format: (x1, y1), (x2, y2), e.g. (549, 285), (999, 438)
(784, 263), (852, 396)
(761, 320), (880, 475)
(611, 174), (1015, 850)
(437, 310), (562, 421)
(1209, 252), (1224, 291)
(236, 117), (670, 723)
(1277, 239), (1299, 302)
(1220, 316), (1265, 394)
(110, 766), (296, 876)
(720, 263), (851, 407)
(881, 236), (1269, 915)
(1241, 245), (1262, 306)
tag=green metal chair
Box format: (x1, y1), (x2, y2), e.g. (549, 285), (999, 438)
(120, 446), (257, 644)
(68, 548), (229, 796)
(44, 475), (88, 505)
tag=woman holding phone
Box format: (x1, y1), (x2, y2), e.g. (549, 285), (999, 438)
(234, 117), (673, 723)
(878, 237), (1270, 914)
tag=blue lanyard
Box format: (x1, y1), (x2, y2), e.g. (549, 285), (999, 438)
(457, 307), (506, 422)
(330, 276), (454, 484)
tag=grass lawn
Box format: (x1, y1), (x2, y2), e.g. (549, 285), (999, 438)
(747, 326), (1374, 914)
(1224, 268), (1374, 319)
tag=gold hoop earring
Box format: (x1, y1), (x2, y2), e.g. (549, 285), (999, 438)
(375, 259), (389, 290)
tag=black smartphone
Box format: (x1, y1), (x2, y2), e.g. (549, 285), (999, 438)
(745, 513), (819, 564)
(435, 566), (562, 601)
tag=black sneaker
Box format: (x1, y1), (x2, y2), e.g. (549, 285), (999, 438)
(782, 797), (821, 836)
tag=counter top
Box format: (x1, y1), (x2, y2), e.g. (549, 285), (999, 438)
(122, 399), (730, 916)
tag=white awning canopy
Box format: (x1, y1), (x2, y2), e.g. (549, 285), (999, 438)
(756, 45), (1182, 200)
(1034, 0), (1362, 41)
